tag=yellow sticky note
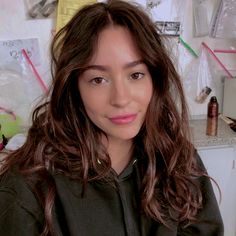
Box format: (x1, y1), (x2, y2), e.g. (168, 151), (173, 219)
(56, 0), (96, 32)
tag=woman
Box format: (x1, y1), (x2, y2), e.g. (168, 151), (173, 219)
(0, 0), (223, 235)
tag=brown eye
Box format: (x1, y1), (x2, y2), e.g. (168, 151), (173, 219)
(130, 72), (144, 80)
(91, 77), (105, 84)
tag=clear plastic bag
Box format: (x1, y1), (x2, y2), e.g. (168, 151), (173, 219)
(0, 56), (44, 137)
(24, 0), (58, 20)
(177, 36), (198, 77)
(147, 0), (186, 27)
(183, 46), (221, 116)
(184, 45), (216, 105)
(192, 0), (209, 37)
(183, 41), (232, 116)
(210, 0), (236, 39)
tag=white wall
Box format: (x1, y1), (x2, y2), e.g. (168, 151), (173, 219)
(0, 0), (55, 85)
(0, 0), (236, 118)
(178, 0), (236, 117)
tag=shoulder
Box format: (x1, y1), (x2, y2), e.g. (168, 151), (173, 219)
(0, 168), (44, 222)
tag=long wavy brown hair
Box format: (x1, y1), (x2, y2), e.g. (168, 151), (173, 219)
(0, 0), (204, 235)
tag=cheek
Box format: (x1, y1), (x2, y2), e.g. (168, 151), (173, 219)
(137, 80), (153, 106)
(84, 101), (102, 115)
(80, 90), (106, 115)
(78, 81), (100, 114)
(147, 83), (153, 103)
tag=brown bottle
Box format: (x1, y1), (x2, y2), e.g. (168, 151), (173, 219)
(206, 96), (219, 136)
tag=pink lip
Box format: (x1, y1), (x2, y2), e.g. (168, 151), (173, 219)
(109, 114), (137, 124)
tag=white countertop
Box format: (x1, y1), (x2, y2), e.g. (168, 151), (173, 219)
(190, 118), (236, 149)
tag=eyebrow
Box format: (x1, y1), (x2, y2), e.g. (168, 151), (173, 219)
(84, 60), (144, 71)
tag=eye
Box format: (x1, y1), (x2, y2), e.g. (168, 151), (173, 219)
(130, 72), (144, 80)
(90, 77), (106, 85)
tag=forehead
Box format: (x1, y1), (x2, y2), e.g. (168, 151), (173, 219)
(89, 26), (141, 65)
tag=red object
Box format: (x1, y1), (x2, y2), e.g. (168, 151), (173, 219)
(0, 142), (4, 151)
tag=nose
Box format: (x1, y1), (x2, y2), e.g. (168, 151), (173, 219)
(110, 79), (131, 107)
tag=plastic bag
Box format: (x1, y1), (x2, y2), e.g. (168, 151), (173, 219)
(183, 45), (219, 117)
(177, 36), (198, 77)
(210, 0), (236, 39)
(146, 0), (186, 22)
(184, 45), (218, 104)
(0, 55), (44, 137)
(192, 0), (209, 37)
(0, 69), (26, 138)
(24, 0), (58, 19)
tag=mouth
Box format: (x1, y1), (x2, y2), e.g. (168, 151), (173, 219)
(109, 114), (137, 125)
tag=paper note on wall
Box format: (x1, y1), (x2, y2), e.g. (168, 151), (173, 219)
(56, 0), (96, 31)
(0, 38), (41, 66)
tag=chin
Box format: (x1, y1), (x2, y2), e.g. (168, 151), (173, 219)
(109, 128), (141, 141)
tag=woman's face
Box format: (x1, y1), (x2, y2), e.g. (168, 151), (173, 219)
(78, 26), (153, 143)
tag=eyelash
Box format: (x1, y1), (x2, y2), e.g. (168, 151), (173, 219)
(90, 77), (107, 85)
(130, 72), (144, 80)
(89, 72), (145, 85)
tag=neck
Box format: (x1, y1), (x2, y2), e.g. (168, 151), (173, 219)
(103, 137), (133, 174)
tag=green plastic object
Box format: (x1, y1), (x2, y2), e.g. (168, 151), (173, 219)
(0, 114), (22, 138)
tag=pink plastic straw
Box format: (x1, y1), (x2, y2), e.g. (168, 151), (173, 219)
(214, 49), (236, 54)
(21, 49), (48, 93)
(201, 42), (234, 79)
(0, 106), (16, 120)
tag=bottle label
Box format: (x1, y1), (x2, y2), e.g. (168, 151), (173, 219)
(208, 105), (218, 118)
(206, 117), (218, 136)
